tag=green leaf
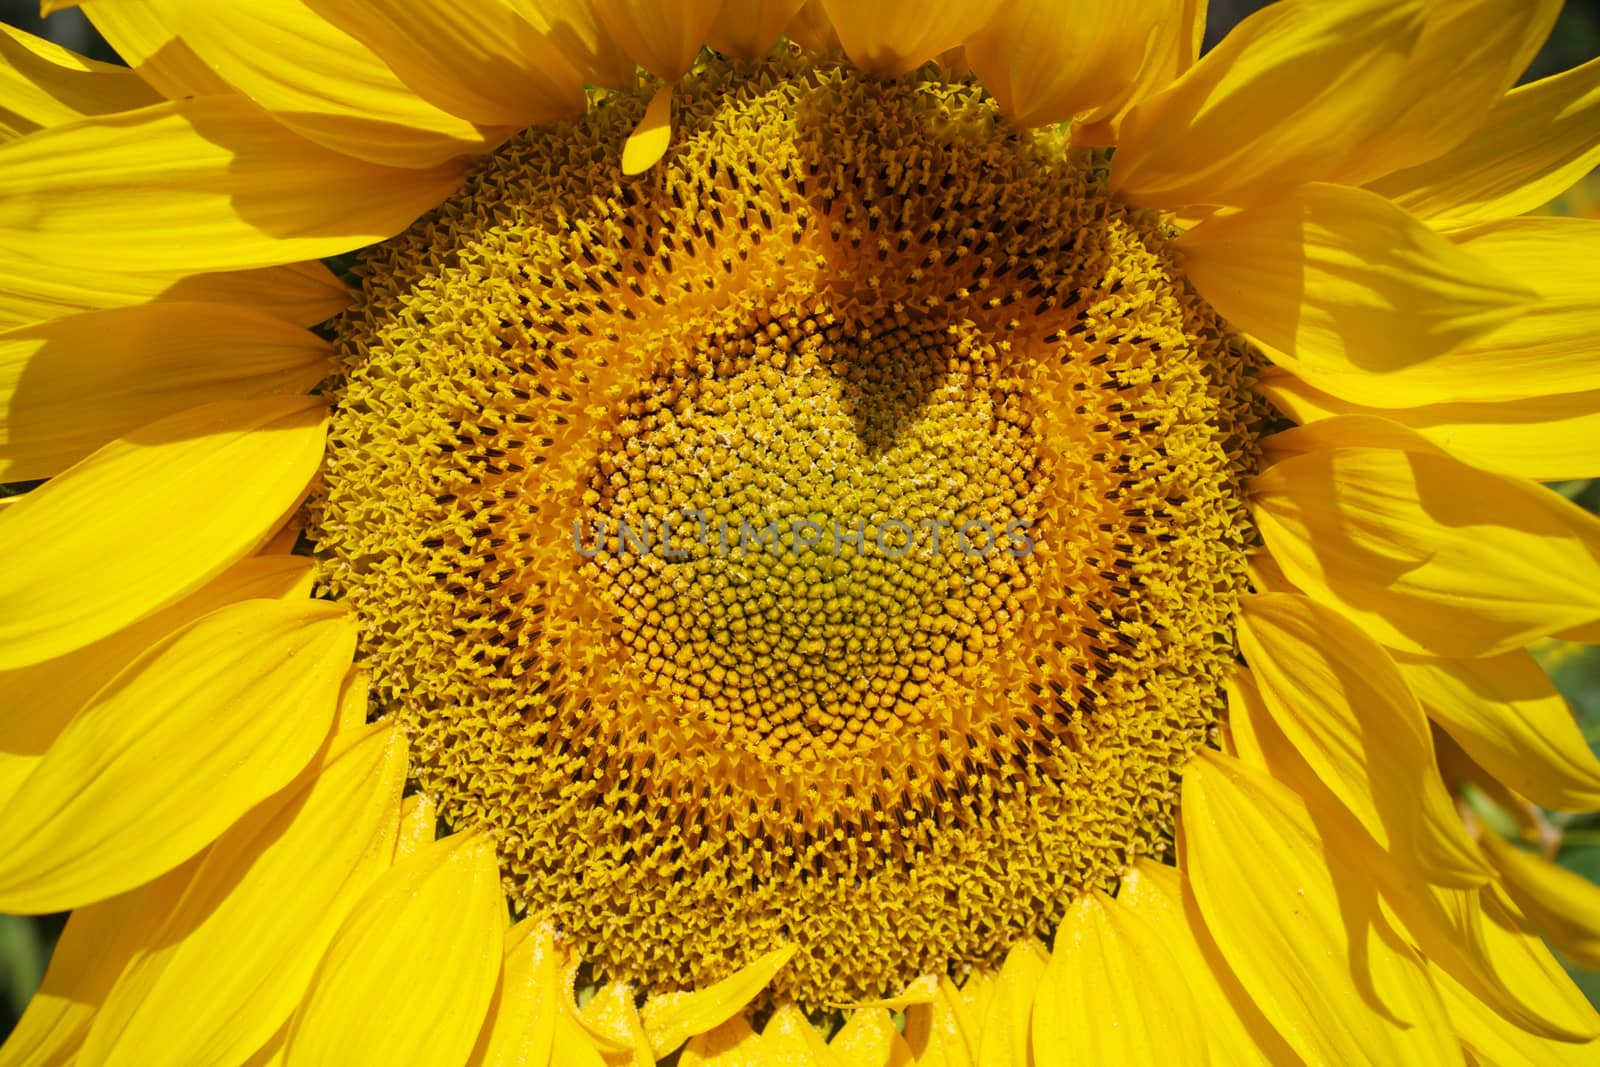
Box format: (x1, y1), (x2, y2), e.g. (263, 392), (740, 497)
(0, 914), (52, 1032)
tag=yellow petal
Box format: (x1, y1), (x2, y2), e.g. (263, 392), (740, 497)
(964, 0), (1173, 128)
(1070, 0), (1206, 144)
(1110, 0), (1425, 208)
(1117, 861), (1287, 1065)
(904, 976), (973, 1067)
(820, 0), (1002, 77)
(1222, 661), (1275, 768)
(1180, 751), (1464, 1065)
(164, 1), (501, 167)
(1031, 890), (1202, 1066)
(758, 1002), (839, 1067)
(1256, 216), (1600, 408)
(1174, 0), (1205, 76)
(641, 944), (796, 1058)
(951, 973), (996, 1059)
(1433, 960), (1600, 1066)
(1252, 419), (1600, 658)
(468, 920), (560, 1067)
(1329, 0), (1561, 185)
(580, 981), (654, 1066)
(0, 394), (327, 668)
(829, 1009), (915, 1067)
(782, 1), (839, 54)
(622, 83), (673, 177)
(1436, 733), (1552, 849)
(679, 1017), (762, 1067)
(834, 973), (939, 1012)
(1229, 672), (1599, 1042)
(0, 857), (200, 1067)
(523, 0), (636, 87)
(1477, 883), (1600, 1038)
(0, 23), (160, 139)
(1423, 881), (1600, 1043)
(283, 834), (505, 1067)
(0, 302), (330, 480)
(0, 554), (313, 815)
(79, 722), (407, 1067)
(0, 97), (465, 274)
(1482, 834), (1600, 970)
(260, 509), (309, 558)
(0, 259), (351, 333)
(707, 0), (809, 60)
(553, 1011), (611, 1067)
(1396, 650), (1600, 812)
(1239, 593), (1489, 887)
(1261, 370), (1600, 482)
(240, 1026), (289, 1067)
(306, 0), (590, 127)
(975, 941), (1046, 1067)
(1178, 182), (1533, 381)
(1367, 55), (1600, 228)
(591, 0), (724, 80)
(1358, 905), (1466, 1067)
(201, 260), (353, 327)
(396, 790), (439, 858)
(0, 598), (354, 913)
(332, 666), (372, 734)
(74, 0), (236, 99)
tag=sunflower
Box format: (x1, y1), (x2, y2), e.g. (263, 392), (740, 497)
(3, 0), (1600, 1062)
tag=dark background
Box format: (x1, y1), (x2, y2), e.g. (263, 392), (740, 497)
(3, 0), (1600, 1044)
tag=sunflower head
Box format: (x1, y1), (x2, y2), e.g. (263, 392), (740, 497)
(306, 47), (1262, 1006)
(2, 1), (1600, 1065)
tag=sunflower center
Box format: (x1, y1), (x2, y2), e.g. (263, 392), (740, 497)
(308, 49), (1259, 1007)
(583, 310), (1042, 762)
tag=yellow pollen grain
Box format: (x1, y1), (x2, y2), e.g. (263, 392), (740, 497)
(307, 49), (1262, 1008)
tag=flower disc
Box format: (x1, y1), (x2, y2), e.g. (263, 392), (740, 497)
(308, 51), (1262, 1006)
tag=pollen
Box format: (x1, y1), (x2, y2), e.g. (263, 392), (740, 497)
(307, 49), (1262, 1008)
